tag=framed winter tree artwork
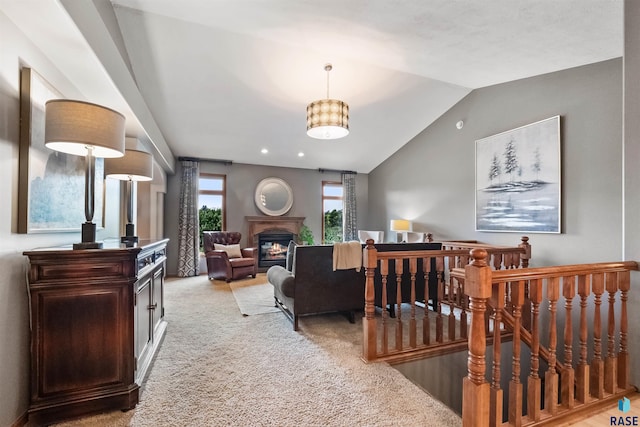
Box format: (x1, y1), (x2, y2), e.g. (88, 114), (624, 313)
(475, 116), (561, 233)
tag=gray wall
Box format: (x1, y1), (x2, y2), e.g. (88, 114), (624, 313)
(164, 161), (369, 275)
(372, 57), (640, 393)
(624, 0), (640, 392)
(369, 58), (623, 267)
(0, 11), (124, 426)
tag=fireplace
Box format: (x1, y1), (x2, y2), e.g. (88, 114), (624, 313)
(257, 232), (294, 268)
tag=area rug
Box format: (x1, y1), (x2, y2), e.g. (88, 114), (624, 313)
(229, 279), (280, 316)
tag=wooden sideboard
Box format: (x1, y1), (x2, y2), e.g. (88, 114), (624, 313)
(23, 238), (169, 426)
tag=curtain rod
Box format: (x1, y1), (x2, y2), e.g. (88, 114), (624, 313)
(318, 168), (357, 174)
(178, 156), (233, 165)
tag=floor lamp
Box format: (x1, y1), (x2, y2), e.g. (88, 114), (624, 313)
(105, 149), (154, 244)
(45, 99), (125, 249)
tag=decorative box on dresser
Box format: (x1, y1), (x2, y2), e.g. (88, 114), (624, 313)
(23, 238), (169, 426)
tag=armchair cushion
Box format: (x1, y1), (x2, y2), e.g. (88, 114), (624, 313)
(214, 243), (242, 258)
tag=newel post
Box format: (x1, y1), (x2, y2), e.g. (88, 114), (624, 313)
(519, 236), (531, 268)
(463, 248), (492, 427)
(363, 239), (378, 361)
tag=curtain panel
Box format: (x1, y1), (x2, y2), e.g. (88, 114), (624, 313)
(342, 172), (357, 242)
(177, 160), (200, 277)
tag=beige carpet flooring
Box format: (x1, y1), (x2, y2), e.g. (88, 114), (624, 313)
(53, 273), (462, 427)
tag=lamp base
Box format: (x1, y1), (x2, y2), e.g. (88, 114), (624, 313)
(74, 222), (102, 250)
(121, 223), (138, 244)
(73, 241), (104, 250)
(120, 235), (139, 244)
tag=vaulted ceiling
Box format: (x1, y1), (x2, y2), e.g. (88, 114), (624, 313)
(1, 0), (623, 174)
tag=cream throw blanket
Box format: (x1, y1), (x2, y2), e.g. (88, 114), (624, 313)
(332, 241), (363, 272)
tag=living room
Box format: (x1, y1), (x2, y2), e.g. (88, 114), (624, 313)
(2, 1), (640, 426)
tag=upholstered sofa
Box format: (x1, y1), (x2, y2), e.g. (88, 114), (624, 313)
(267, 242), (441, 330)
(203, 231), (258, 282)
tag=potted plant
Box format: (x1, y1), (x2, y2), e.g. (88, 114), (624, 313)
(298, 224), (315, 245)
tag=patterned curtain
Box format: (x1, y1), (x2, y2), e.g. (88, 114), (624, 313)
(342, 171), (357, 242)
(177, 159), (200, 277)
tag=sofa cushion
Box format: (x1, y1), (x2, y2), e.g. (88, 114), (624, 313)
(285, 240), (297, 272)
(267, 265), (295, 298)
(214, 243), (242, 258)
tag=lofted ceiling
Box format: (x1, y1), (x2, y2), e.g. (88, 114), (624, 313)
(1, 0), (623, 173)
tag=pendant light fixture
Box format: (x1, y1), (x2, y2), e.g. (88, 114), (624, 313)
(306, 64), (349, 139)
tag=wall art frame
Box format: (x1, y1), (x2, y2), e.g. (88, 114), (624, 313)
(475, 115), (561, 233)
(18, 67), (104, 234)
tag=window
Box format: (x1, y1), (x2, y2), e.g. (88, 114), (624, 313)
(322, 181), (343, 243)
(199, 174), (226, 247)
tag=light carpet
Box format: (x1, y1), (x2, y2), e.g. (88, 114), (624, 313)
(54, 273), (461, 427)
(229, 278), (280, 316)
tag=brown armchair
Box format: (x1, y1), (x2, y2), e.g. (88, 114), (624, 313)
(203, 231), (258, 282)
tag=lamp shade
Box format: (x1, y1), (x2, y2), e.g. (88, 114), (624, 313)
(45, 99), (125, 158)
(306, 99), (349, 139)
(105, 149), (153, 181)
(390, 219), (412, 232)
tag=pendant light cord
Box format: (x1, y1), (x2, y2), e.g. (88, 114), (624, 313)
(325, 63), (332, 99)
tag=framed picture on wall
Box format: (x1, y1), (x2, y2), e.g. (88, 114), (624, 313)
(475, 116), (561, 233)
(17, 67), (104, 233)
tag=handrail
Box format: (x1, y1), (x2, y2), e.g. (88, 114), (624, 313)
(362, 237), (531, 363)
(460, 248), (638, 427)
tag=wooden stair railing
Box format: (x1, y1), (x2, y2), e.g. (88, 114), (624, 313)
(362, 237), (530, 364)
(453, 248), (638, 427)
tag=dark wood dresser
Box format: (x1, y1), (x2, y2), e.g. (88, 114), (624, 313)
(23, 238), (169, 426)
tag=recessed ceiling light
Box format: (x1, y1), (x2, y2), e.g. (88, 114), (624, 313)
(298, 152), (304, 157)
(261, 148), (268, 154)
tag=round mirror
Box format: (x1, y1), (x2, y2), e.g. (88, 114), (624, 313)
(255, 177), (293, 216)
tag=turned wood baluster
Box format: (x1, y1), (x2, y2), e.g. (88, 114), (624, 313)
(519, 236), (531, 268)
(409, 258), (418, 348)
(462, 249), (492, 427)
(460, 277), (468, 339)
(508, 280), (525, 426)
(362, 240), (378, 361)
(545, 277), (560, 415)
(423, 257), (431, 345)
(381, 259), (389, 355)
(604, 272), (618, 394)
(562, 275), (575, 409)
(590, 272), (605, 399)
(436, 256), (445, 343)
(489, 281), (505, 427)
(449, 274), (457, 341)
(492, 253), (502, 270)
(527, 279), (542, 422)
(576, 274), (591, 403)
(618, 270), (630, 389)
(448, 254), (456, 309)
(395, 257), (404, 351)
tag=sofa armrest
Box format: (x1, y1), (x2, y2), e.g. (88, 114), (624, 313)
(241, 247), (258, 259)
(267, 265), (295, 298)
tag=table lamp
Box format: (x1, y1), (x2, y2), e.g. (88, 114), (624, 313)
(105, 149), (153, 244)
(45, 99), (125, 249)
(390, 219), (412, 243)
